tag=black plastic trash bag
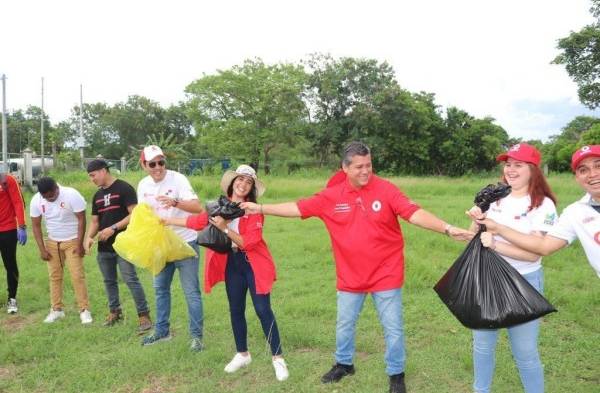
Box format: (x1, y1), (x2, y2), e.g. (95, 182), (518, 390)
(434, 231), (557, 329)
(196, 196), (244, 253)
(473, 182), (512, 212)
(197, 224), (232, 253)
(206, 195), (245, 220)
(433, 182), (557, 329)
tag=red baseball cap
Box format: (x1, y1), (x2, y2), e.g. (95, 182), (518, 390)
(496, 143), (541, 166)
(571, 145), (600, 171)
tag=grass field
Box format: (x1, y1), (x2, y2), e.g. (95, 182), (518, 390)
(0, 171), (598, 393)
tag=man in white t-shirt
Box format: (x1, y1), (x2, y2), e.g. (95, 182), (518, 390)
(136, 145), (205, 351)
(30, 177), (93, 324)
(478, 145), (600, 278)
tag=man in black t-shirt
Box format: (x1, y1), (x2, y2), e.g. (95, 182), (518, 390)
(84, 159), (152, 333)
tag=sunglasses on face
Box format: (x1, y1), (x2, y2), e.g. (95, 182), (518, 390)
(147, 160), (166, 169)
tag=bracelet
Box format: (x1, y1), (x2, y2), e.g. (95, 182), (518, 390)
(444, 224), (453, 236)
(260, 204), (264, 214)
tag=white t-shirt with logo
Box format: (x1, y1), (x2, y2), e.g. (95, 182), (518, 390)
(30, 186), (86, 241)
(137, 170), (198, 242)
(548, 194), (600, 278)
(486, 194), (558, 274)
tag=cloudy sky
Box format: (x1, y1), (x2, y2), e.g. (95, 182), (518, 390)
(1, 0), (598, 141)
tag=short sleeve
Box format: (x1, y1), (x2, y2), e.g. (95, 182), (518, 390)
(121, 181), (138, 207)
(91, 191), (100, 216)
(70, 189), (87, 213)
(175, 173), (198, 201)
(528, 198), (558, 233)
(389, 187), (421, 221)
(297, 192), (327, 219)
(548, 210), (577, 244)
(29, 194), (41, 218)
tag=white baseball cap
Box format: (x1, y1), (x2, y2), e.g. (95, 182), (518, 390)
(140, 145), (165, 162)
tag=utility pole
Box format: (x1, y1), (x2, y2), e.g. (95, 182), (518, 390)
(41, 77), (45, 174)
(79, 84), (84, 169)
(1, 74), (7, 173)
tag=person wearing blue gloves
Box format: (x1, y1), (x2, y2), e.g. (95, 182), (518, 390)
(0, 172), (27, 314)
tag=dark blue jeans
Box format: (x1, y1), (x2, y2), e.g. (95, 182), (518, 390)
(225, 251), (282, 356)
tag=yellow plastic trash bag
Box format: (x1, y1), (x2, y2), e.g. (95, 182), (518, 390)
(113, 203), (196, 275)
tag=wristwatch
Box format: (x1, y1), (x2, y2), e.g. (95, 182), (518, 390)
(111, 224), (118, 232)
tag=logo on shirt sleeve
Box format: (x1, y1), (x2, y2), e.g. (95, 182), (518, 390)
(543, 212), (556, 226)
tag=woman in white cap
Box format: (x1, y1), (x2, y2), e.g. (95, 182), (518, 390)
(164, 164), (289, 381)
(467, 143), (558, 393)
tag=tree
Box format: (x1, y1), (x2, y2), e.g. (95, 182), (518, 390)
(185, 59), (308, 173)
(436, 108), (509, 176)
(350, 87), (444, 174)
(554, 0), (600, 108)
(544, 115), (600, 171)
(303, 54), (397, 165)
(5, 106), (54, 155)
(61, 96), (194, 160)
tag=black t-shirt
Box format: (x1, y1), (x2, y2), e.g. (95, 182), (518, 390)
(92, 179), (137, 252)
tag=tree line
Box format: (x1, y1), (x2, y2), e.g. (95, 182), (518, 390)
(7, 0), (600, 179)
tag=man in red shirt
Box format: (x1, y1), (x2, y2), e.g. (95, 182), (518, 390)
(242, 142), (472, 393)
(0, 173), (27, 314)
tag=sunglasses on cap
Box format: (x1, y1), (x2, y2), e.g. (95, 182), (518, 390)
(147, 160), (166, 169)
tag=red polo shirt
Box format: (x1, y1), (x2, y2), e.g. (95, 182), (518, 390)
(297, 175), (420, 292)
(0, 174), (25, 232)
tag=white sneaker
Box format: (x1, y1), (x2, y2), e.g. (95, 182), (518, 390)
(272, 357), (289, 381)
(224, 353), (252, 373)
(43, 309), (65, 323)
(7, 298), (17, 314)
(80, 309), (93, 324)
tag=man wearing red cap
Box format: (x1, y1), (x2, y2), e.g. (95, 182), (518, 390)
(477, 145), (600, 278)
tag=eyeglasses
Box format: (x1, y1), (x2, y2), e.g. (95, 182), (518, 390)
(147, 160), (166, 169)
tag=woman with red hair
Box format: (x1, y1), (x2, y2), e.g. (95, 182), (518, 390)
(467, 143), (557, 393)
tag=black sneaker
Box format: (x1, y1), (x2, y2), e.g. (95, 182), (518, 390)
(321, 363), (355, 383)
(389, 372), (406, 393)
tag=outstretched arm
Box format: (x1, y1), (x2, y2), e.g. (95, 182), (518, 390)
(476, 218), (567, 256)
(240, 202), (302, 218)
(409, 209), (474, 241)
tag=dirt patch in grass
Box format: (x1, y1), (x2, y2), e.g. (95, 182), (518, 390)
(0, 314), (38, 333)
(0, 365), (16, 379)
(139, 375), (181, 393)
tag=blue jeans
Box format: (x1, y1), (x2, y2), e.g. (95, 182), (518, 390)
(153, 242), (203, 339)
(97, 251), (149, 315)
(335, 288), (405, 376)
(473, 268), (545, 393)
(225, 250), (282, 356)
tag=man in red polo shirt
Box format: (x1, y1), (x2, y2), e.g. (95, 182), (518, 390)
(0, 172), (27, 314)
(242, 141), (473, 393)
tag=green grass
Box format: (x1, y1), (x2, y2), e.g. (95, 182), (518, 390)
(1, 172), (598, 392)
